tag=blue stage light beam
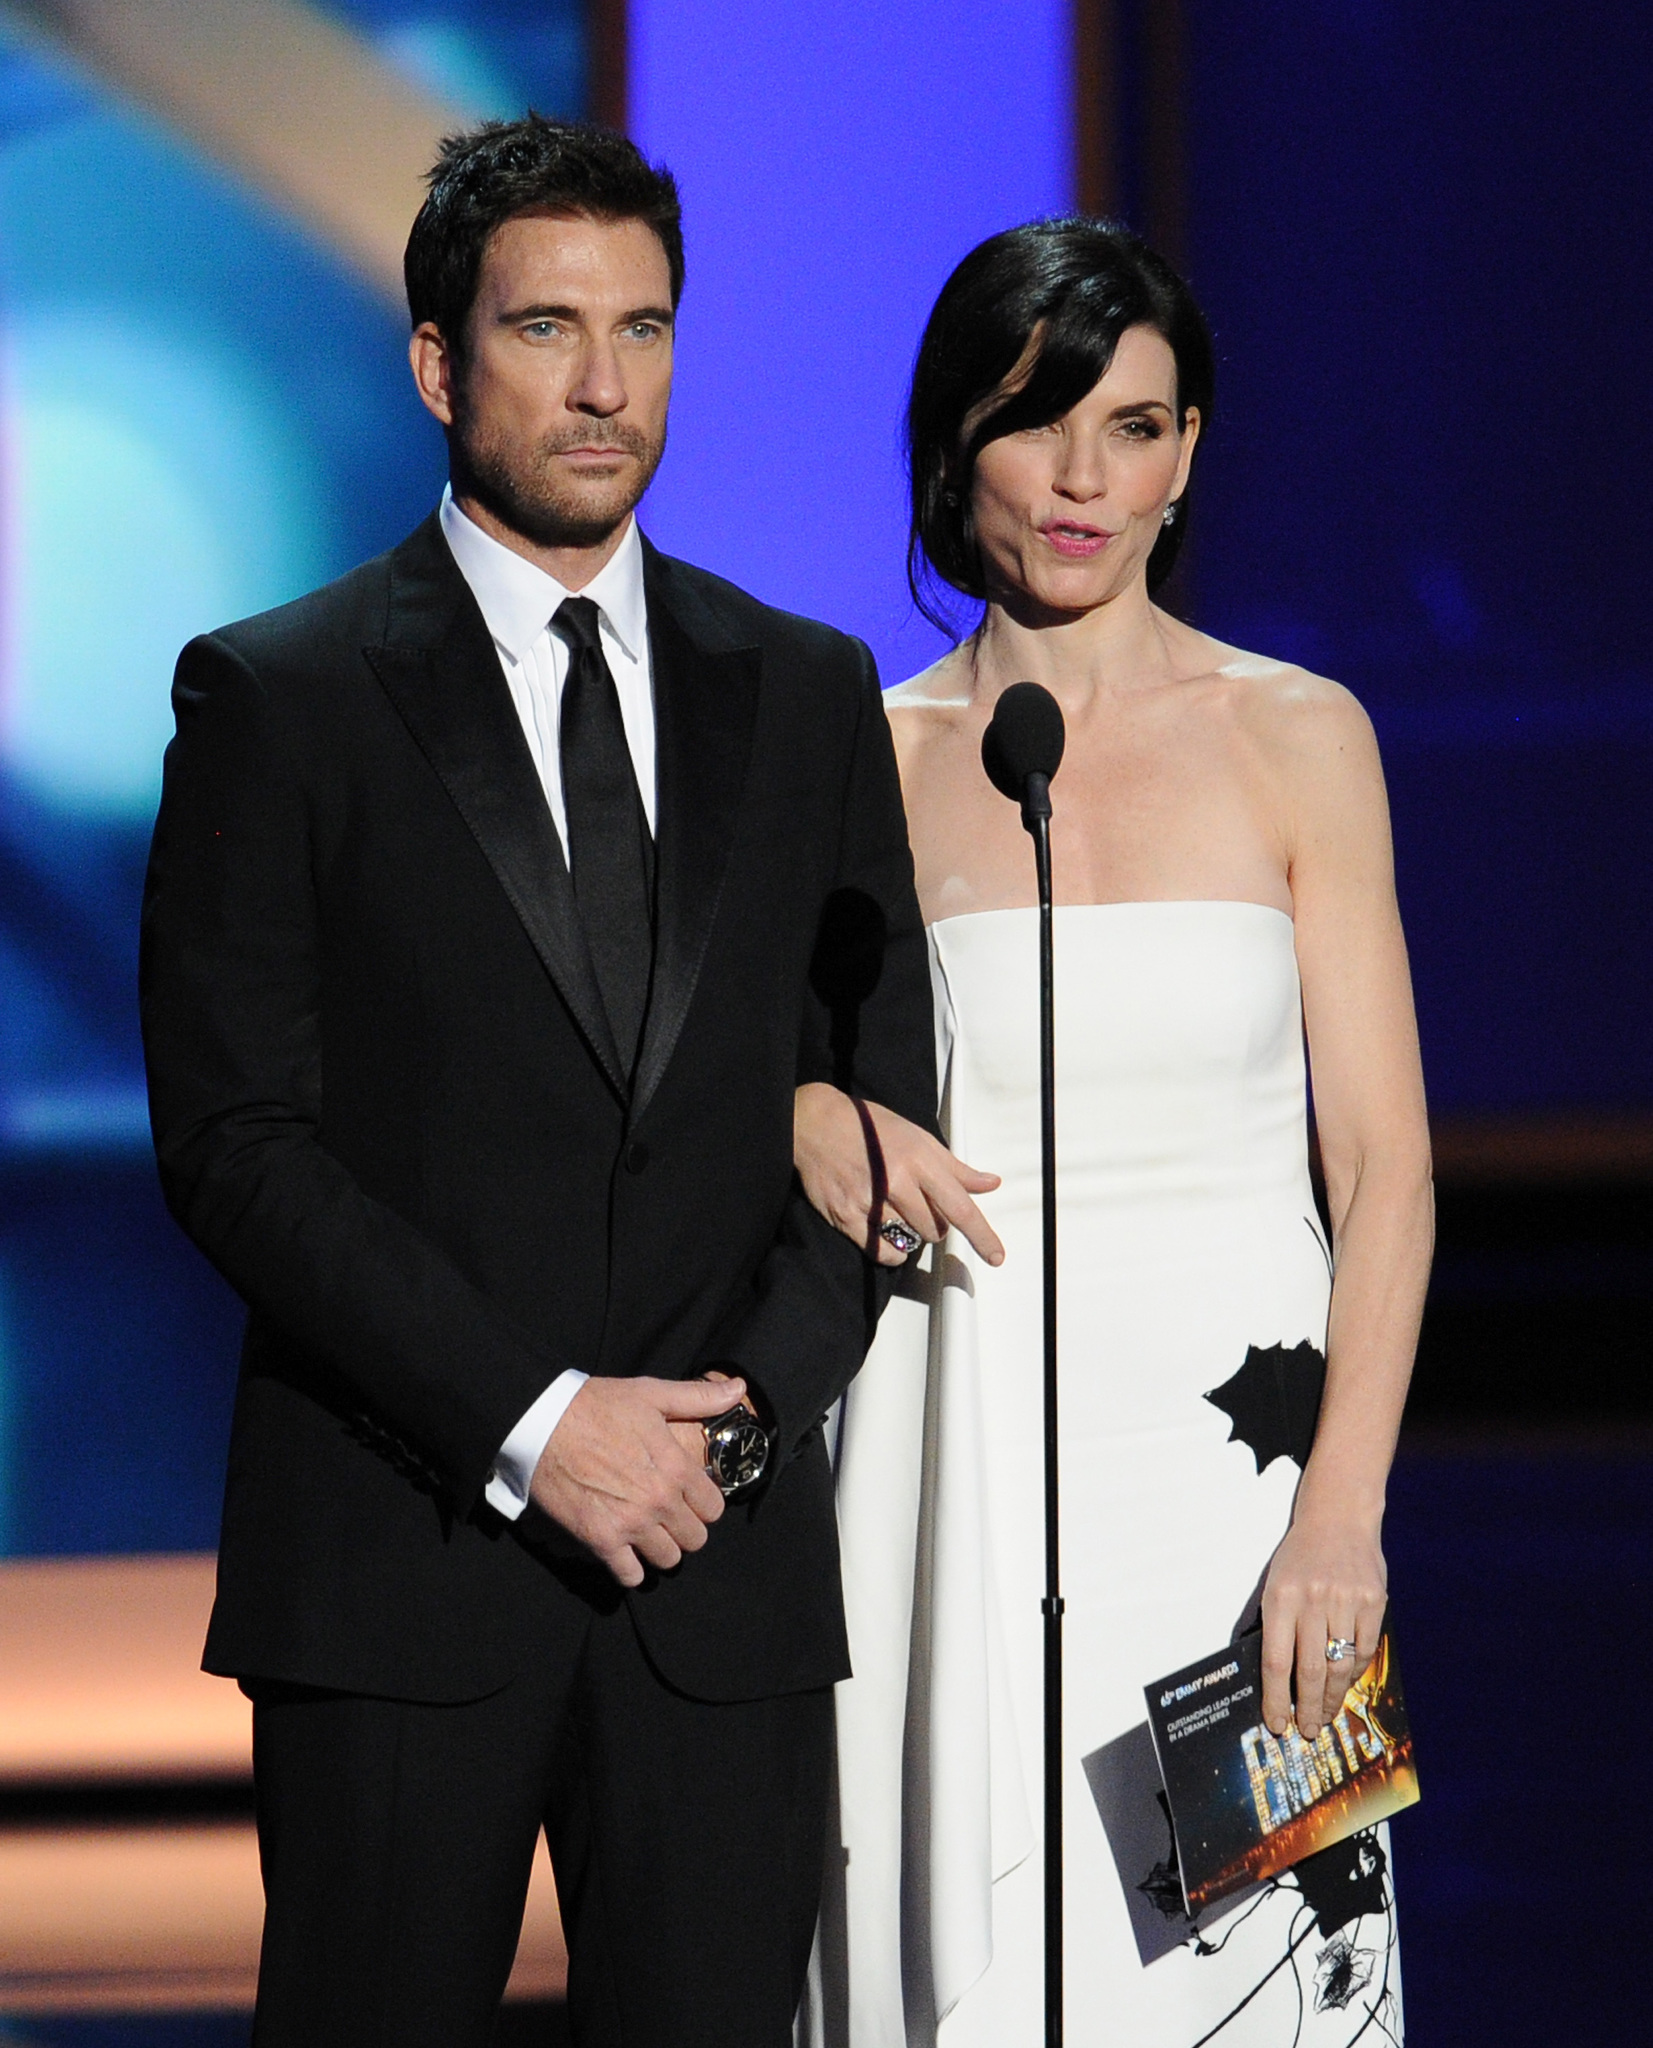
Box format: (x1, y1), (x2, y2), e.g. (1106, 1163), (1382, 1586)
(631, 0), (1072, 688)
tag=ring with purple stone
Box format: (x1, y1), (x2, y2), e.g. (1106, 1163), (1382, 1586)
(879, 1217), (922, 1258)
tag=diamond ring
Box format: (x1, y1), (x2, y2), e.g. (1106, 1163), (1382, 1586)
(1325, 1637), (1358, 1663)
(879, 1218), (922, 1257)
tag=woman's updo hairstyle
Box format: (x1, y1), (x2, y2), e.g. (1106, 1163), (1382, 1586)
(907, 217), (1214, 635)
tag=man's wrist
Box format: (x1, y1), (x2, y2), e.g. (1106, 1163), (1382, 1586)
(484, 1369), (589, 1520)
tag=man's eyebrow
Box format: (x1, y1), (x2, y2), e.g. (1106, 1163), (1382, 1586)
(495, 302), (675, 328)
(496, 300), (582, 326)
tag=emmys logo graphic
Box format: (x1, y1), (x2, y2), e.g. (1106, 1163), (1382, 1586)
(1239, 1653), (1398, 1837)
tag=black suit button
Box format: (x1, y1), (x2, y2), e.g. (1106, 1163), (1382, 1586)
(624, 1140), (650, 1174)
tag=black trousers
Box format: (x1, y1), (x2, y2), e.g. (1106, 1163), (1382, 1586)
(248, 1595), (833, 2048)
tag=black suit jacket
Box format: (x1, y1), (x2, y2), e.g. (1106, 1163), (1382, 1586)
(140, 514), (935, 1706)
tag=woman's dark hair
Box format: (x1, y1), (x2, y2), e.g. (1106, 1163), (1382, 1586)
(907, 217), (1214, 634)
(404, 113), (683, 355)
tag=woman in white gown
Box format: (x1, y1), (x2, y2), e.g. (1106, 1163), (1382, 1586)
(792, 221), (1432, 2046)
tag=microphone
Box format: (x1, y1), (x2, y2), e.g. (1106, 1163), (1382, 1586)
(981, 676), (1070, 2040)
(981, 681), (1066, 831)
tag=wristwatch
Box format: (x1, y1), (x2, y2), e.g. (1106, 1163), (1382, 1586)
(702, 1405), (771, 1497)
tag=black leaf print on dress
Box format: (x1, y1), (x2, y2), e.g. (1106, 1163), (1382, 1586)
(1204, 1341), (1327, 1474)
(1291, 1828), (1389, 1938)
(1313, 1933), (1377, 2012)
(1139, 1790), (1188, 1920)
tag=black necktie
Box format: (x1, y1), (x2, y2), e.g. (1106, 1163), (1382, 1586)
(555, 596), (654, 1075)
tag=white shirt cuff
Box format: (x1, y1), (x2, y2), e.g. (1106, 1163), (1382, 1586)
(484, 1369), (589, 1520)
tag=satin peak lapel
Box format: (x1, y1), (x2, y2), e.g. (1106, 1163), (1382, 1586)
(366, 545), (627, 1098)
(632, 560), (761, 1124)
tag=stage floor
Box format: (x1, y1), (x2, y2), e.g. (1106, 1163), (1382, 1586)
(3, 1432), (1646, 2048)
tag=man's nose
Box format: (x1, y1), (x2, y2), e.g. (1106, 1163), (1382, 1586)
(570, 340), (627, 415)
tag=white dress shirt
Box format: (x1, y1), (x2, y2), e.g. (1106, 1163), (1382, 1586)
(437, 489), (656, 1519)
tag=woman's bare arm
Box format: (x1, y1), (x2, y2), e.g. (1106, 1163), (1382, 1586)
(794, 1083), (1005, 1268)
(1255, 676), (1434, 1738)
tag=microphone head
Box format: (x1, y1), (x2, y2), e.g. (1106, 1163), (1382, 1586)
(981, 681), (1066, 801)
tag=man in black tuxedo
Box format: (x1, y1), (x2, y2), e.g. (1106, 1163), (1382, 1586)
(140, 116), (933, 2048)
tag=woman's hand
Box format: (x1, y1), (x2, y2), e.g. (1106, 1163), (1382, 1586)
(1258, 1510), (1388, 1739)
(793, 1082), (1005, 1268)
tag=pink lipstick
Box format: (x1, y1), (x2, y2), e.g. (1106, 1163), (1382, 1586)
(1040, 519), (1115, 559)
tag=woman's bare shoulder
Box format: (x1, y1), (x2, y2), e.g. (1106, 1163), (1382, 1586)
(882, 650), (976, 711)
(1183, 628), (1380, 777)
(881, 652), (978, 770)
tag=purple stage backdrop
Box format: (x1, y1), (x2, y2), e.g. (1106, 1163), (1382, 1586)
(630, 0), (1072, 689)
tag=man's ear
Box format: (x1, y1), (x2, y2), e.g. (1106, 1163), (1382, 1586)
(409, 322), (458, 428)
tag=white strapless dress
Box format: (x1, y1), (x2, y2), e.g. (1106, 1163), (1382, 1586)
(799, 903), (1401, 2047)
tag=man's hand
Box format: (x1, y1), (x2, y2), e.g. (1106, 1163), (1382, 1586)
(529, 1375), (739, 1588)
(662, 1367), (753, 1465)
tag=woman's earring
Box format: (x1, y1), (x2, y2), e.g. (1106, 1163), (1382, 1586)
(943, 489), (960, 506)
(1162, 501), (1179, 527)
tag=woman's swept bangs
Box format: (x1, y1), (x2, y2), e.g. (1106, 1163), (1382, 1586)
(963, 289), (1144, 457)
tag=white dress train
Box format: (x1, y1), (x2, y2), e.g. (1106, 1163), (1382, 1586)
(799, 902), (1401, 2048)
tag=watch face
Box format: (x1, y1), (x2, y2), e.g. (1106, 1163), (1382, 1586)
(711, 1416), (770, 1494)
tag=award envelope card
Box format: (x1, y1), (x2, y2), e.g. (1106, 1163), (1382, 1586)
(1144, 1619), (1419, 1916)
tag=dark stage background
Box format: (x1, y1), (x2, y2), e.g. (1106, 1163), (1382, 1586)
(0, 1), (1647, 2040)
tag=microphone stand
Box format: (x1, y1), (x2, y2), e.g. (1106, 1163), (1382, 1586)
(1021, 767), (1063, 2048)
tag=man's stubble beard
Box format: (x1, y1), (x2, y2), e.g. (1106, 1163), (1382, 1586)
(451, 402), (667, 553)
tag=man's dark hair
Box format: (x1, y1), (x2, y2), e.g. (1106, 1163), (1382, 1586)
(907, 217), (1215, 635)
(404, 113), (684, 353)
